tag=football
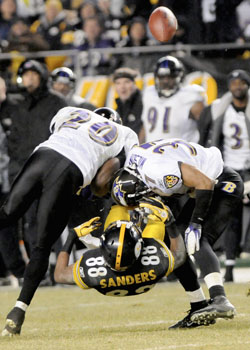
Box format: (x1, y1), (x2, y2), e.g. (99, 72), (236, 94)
(148, 6), (178, 43)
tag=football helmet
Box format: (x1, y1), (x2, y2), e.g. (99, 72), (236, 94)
(100, 220), (143, 271)
(94, 107), (123, 125)
(154, 55), (184, 98)
(111, 168), (152, 207)
(50, 67), (76, 89)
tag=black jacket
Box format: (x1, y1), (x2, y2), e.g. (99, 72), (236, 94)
(0, 85), (67, 183)
(115, 89), (143, 135)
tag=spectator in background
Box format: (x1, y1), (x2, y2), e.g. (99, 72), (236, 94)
(0, 0), (17, 47)
(30, 0), (71, 50)
(1, 60), (67, 258)
(3, 18), (49, 52)
(115, 16), (157, 72)
(199, 69), (250, 281)
(198, 0), (244, 56)
(96, 0), (122, 43)
(113, 67), (144, 142)
(237, 0), (250, 42)
(74, 16), (116, 76)
(122, 0), (155, 21)
(0, 76), (26, 285)
(50, 66), (96, 110)
(15, 0), (44, 24)
(116, 16), (156, 48)
(74, 1), (99, 29)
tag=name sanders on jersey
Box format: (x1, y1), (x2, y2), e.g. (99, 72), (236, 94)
(99, 269), (157, 288)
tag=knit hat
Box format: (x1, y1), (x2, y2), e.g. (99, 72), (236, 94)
(227, 69), (250, 86)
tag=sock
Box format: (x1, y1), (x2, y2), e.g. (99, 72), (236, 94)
(191, 300), (208, 312)
(15, 301), (28, 312)
(186, 287), (208, 311)
(204, 272), (226, 299)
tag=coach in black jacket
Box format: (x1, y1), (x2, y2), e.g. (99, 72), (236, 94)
(1, 60), (67, 256)
(113, 67), (144, 143)
(1, 60), (67, 184)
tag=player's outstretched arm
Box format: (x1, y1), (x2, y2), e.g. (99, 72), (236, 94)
(180, 163), (215, 255)
(54, 231), (76, 284)
(55, 217), (102, 283)
(167, 222), (186, 269)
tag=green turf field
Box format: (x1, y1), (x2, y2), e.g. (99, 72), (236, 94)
(0, 282), (249, 350)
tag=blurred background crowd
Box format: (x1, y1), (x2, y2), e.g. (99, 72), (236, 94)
(0, 0), (250, 286)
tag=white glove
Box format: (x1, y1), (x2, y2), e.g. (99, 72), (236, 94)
(185, 222), (202, 255)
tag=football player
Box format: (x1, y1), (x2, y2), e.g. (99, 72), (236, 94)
(141, 56), (205, 143)
(50, 67), (96, 110)
(55, 198), (216, 328)
(199, 69), (250, 281)
(110, 138), (243, 326)
(54, 199), (183, 295)
(0, 107), (138, 337)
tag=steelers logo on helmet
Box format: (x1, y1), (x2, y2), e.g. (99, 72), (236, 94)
(100, 220), (143, 272)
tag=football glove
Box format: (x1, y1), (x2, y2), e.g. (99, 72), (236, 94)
(74, 217), (102, 238)
(185, 222), (202, 256)
(137, 197), (171, 224)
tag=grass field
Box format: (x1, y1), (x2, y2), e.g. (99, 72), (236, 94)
(0, 282), (249, 350)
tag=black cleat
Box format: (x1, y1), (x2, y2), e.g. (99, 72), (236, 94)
(190, 296), (236, 324)
(1, 307), (25, 337)
(169, 310), (216, 330)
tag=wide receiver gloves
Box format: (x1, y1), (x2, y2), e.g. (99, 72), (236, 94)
(137, 196), (171, 223)
(184, 223), (202, 256)
(62, 217), (102, 254)
(74, 217), (101, 239)
(137, 197), (180, 238)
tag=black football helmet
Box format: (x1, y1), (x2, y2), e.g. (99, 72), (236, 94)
(94, 107), (123, 125)
(154, 55), (184, 98)
(100, 220), (143, 271)
(50, 67), (76, 89)
(111, 168), (152, 207)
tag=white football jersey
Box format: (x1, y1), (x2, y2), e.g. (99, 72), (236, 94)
(124, 138), (223, 197)
(222, 105), (250, 170)
(36, 107), (138, 186)
(142, 85), (205, 143)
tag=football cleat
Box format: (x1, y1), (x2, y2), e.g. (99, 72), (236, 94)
(1, 307), (25, 337)
(190, 296), (236, 324)
(169, 309), (216, 330)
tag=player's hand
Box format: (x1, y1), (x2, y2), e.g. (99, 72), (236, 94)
(185, 222), (202, 255)
(137, 197), (171, 223)
(74, 217), (102, 237)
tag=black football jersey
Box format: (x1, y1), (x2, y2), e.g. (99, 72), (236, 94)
(73, 238), (175, 296)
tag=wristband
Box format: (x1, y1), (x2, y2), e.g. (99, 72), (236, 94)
(191, 189), (213, 224)
(61, 230), (77, 254)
